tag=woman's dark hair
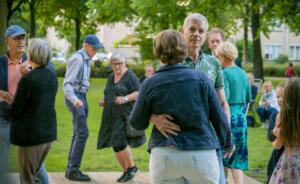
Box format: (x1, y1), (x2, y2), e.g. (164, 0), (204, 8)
(280, 77), (300, 148)
(153, 29), (187, 64)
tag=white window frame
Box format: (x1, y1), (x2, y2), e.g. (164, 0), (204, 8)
(264, 44), (282, 60)
(289, 44), (300, 60)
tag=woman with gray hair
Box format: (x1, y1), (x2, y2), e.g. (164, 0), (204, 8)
(1, 38), (58, 184)
(97, 52), (145, 183)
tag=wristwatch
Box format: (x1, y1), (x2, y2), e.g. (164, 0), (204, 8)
(124, 96), (129, 103)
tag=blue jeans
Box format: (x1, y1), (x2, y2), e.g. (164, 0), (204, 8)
(0, 116), (10, 173)
(38, 163), (49, 184)
(65, 92), (89, 172)
(256, 107), (277, 122)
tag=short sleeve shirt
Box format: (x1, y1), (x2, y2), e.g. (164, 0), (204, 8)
(183, 50), (224, 89)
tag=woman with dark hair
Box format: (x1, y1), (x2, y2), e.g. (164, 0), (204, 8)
(129, 29), (234, 184)
(269, 78), (300, 183)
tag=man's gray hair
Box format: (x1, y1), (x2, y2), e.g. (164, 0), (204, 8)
(183, 13), (209, 32)
(29, 38), (51, 66)
(110, 52), (126, 63)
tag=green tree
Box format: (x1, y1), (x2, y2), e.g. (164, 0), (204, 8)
(0, 0), (26, 54)
(37, 0), (98, 51)
(0, 0), (8, 54)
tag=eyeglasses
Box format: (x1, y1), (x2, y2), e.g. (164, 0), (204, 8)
(12, 36), (26, 41)
(111, 62), (124, 66)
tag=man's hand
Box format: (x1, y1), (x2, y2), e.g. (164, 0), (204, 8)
(150, 114), (180, 138)
(223, 145), (235, 159)
(73, 99), (83, 108)
(20, 60), (31, 75)
(0, 90), (13, 104)
(98, 99), (105, 107)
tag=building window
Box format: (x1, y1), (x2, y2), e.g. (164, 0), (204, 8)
(289, 45), (300, 60)
(264, 44), (282, 60)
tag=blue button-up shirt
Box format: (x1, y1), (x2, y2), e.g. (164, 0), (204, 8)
(63, 49), (91, 104)
(129, 64), (232, 152)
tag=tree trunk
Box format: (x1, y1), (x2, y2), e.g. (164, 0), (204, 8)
(0, 0), (8, 55)
(251, 3), (264, 79)
(243, 18), (248, 63)
(74, 16), (80, 51)
(29, 0), (36, 38)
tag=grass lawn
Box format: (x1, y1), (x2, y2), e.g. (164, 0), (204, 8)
(9, 77), (285, 183)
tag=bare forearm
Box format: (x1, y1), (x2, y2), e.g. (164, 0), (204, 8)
(127, 91), (139, 102)
(217, 88), (231, 123)
(222, 101), (231, 123)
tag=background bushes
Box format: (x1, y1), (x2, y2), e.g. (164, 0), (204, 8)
(54, 61), (300, 78)
(53, 61), (146, 78)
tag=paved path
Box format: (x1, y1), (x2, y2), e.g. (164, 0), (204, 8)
(9, 172), (262, 184)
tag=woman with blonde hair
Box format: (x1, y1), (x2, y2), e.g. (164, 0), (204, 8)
(218, 41), (251, 184)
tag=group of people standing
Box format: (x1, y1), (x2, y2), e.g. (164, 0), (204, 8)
(0, 12), (299, 184)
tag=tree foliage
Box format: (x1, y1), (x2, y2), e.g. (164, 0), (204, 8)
(37, 0), (98, 51)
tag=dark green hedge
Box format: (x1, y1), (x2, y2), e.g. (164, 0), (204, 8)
(54, 62), (300, 78)
(53, 62), (146, 78)
(244, 63), (300, 77)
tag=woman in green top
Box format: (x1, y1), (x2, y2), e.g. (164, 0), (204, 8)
(218, 41), (251, 184)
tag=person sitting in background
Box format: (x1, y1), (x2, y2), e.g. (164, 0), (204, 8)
(266, 82), (286, 183)
(139, 64), (155, 83)
(256, 81), (279, 126)
(284, 62), (296, 78)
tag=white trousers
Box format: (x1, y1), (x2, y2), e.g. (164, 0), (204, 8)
(150, 147), (220, 184)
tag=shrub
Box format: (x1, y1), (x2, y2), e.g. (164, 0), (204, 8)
(274, 54), (289, 64)
(244, 62), (300, 77)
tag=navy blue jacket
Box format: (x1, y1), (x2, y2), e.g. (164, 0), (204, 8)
(0, 53), (27, 118)
(129, 64), (233, 152)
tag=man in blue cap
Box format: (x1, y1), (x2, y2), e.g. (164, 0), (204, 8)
(63, 34), (103, 181)
(0, 25), (28, 183)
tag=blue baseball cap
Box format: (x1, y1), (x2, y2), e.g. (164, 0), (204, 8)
(5, 25), (26, 38)
(84, 34), (103, 49)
